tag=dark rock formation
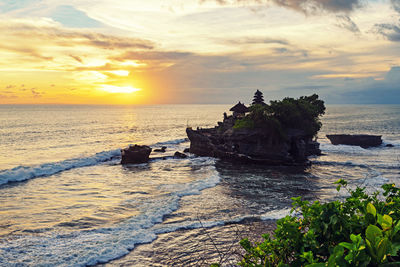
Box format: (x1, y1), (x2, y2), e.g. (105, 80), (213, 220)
(183, 148), (190, 153)
(121, 145), (152, 164)
(186, 127), (320, 165)
(174, 151), (188, 158)
(386, 144), (394, 148)
(326, 134), (382, 148)
(186, 93), (325, 165)
(154, 146), (167, 153)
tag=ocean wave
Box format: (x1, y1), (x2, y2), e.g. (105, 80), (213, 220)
(312, 159), (368, 168)
(319, 143), (374, 154)
(151, 208), (292, 236)
(0, 171), (221, 267)
(383, 139), (400, 147)
(0, 149), (121, 186)
(312, 159), (399, 170)
(152, 138), (188, 147)
(320, 139), (400, 154)
(0, 137), (192, 186)
(356, 173), (390, 188)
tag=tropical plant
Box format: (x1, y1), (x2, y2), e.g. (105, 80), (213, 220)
(237, 180), (400, 267)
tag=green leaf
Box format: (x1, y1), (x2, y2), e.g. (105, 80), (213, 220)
(350, 234), (361, 244)
(366, 239), (376, 260)
(366, 225), (383, 246)
(378, 214), (383, 226)
(367, 203), (377, 217)
(394, 221), (400, 235)
(381, 215), (393, 231)
(376, 237), (389, 263)
(390, 242), (400, 256)
(328, 245), (345, 267)
(334, 179), (347, 186)
(339, 242), (353, 250)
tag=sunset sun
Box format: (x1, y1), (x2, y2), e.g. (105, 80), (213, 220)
(100, 85), (141, 94)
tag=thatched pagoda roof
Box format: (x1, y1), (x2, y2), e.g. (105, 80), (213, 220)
(229, 102), (249, 113)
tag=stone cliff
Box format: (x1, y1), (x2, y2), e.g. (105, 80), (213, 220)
(186, 126), (320, 165)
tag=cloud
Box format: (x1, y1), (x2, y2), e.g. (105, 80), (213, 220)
(0, 43), (53, 60)
(226, 37), (289, 45)
(113, 51), (192, 61)
(0, 17), (155, 72)
(326, 66), (400, 104)
(202, 0), (363, 14)
(335, 14), (360, 33)
(69, 55), (83, 63)
(31, 88), (42, 98)
(0, 18), (154, 51)
(372, 1), (400, 42)
(392, 0), (400, 13)
(374, 23), (400, 42)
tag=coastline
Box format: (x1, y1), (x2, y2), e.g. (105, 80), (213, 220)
(100, 219), (276, 266)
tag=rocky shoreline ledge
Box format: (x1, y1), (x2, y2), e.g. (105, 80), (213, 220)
(186, 127), (320, 165)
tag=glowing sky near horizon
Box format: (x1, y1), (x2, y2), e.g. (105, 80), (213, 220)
(0, 0), (399, 104)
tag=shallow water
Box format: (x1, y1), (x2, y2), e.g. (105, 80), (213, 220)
(0, 104), (399, 266)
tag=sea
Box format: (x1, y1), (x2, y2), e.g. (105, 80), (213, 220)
(0, 104), (399, 266)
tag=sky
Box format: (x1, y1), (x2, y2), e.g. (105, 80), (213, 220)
(0, 0), (399, 105)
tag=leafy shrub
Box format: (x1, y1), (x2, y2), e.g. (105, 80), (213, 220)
(267, 94), (325, 137)
(238, 180), (400, 266)
(234, 117), (255, 129)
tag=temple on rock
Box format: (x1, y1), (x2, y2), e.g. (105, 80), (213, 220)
(229, 101), (249, 118)
(186, 91), (325, 165)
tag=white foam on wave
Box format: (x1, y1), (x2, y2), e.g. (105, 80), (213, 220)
(0, 167), (221, 266)
(152, 138), (188, 147)
(320, 143), (373, 154)
(312, 159), (400, 170)
(0, 138), (191, 186)
(0, 149), (120, 186)
(356, 170), (390, 188)
(383, 139), (400, 147)
(312, 159), (368, 168)
(150, 208), (293, 237)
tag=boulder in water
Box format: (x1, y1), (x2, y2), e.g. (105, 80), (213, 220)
(154, 146), (167, 153)
(326, 134), (382, 148)
(174, 151), (188, 158)
(121, 145), (152, 164)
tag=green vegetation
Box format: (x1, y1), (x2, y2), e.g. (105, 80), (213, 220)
(237, 180), (400, 266)
(234, 94), (325, 137)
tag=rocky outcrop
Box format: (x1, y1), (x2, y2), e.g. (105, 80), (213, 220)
(121, 145), (152, 164)
(186, 127), (320, 165)
(154, 146), (167, 153)
(174, 151), (188, 158)
(326, 134), (382, 148)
